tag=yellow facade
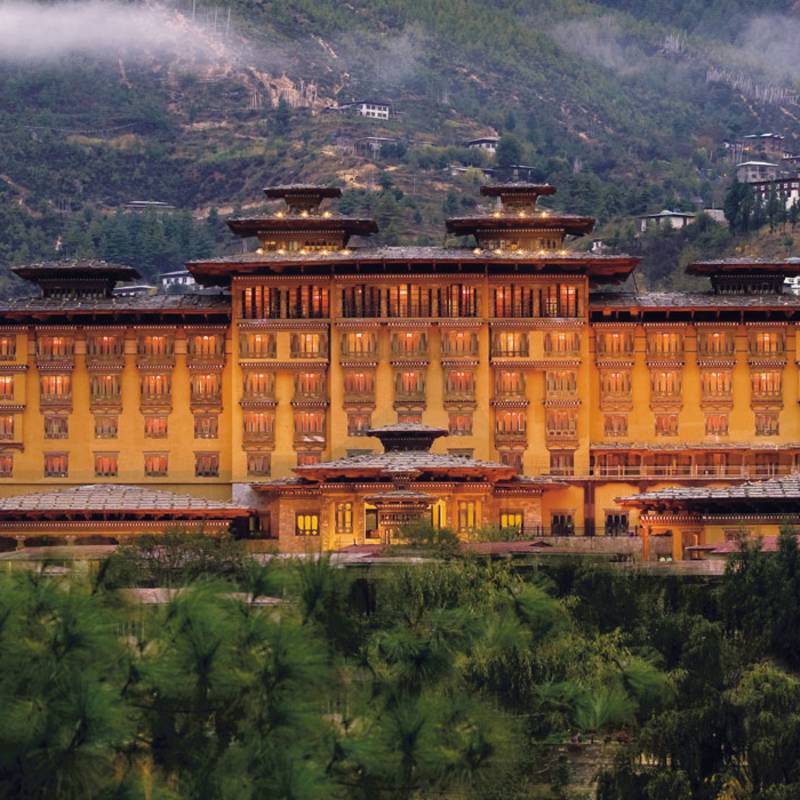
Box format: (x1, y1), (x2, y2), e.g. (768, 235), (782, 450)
(2, 184), (800, 554)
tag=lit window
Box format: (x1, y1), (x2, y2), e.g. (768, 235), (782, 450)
(295, 371), (326, 398)
(138, 334), (174, 359)
(550, 451), (575, 476)
(449, 413), (473, 436)
(37, 335), (74, 360)
(545, 410), (577, 438)
(391, 331), (428, 356)
(755, 412), (780, 436)
(500, 512), (523, 533)
(90, 374), (121, 402)
(543, 332), (580, 356)
(335, 502), (353, 534)
(496, 411), (527, 434)
(341, 331), (376, 356)
(705, 414), (729, 436)
(597, 331), (634, 357)
(495, 370), (525, 397)
(94, 416), (118, 439)
(40, 375), (71, 402)
(547, 370), (578, 395)
(187, 334), (223, 359)
(344, 370), (374, 396)
(140, 374), (171, 402)
(44, 452), (68, 478)
(655, 414), (679, 436)
(698, 330), (735, 357)
(646, 331), (683, 358)
(0, 454), (12, 477)
(446, 370), (474, 396)
(397, 412), (422, 424)
(246, 453), (271, 476)
(651, 370), (681, 397)
(493, 331), (528, 357)
(395, 370), (425, 397)
(499, 450), (524, 471)
(86, 333), (123, 358)
(604, 414), (627, 437)
(94, 452), (118, 477)
(144, 416), (168, 438)
(239, 333), (276, 358)
(457, 501), (478, 533)
(190, 372), (221, 403)
(144, 452), (168, 477)
(291, 332), (325, 357)
(0, 377), (13, 400)
(442, 330), (478, 356)
(751, 371), (782, 397)
(295, 513), (320, 536)
(193, 414), (218, 439)
(347, 411), (372, 436)
(0, 415), (13, 440)
(243, 371), (275, 400)
(44, 415), (69, 439)
(195, 452), (220, 477)
(0, 336), (16, 360)
(243, 412), (274, 439)
(294, 411), (325, 435)
(297, 452), (322, 466)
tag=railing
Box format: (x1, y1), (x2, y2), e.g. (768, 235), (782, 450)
(590, 465), (792, 479)
(497, 526), (635, 539)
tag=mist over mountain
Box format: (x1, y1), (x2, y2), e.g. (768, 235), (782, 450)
(1, 0), (799, 288)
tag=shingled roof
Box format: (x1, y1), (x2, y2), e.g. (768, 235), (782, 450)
(590, 291), (800, 310)
(618, 473), (800, 512)
(0, 485), (249, 519)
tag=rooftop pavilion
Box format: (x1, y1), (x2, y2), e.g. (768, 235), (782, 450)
(13, 259), (142, 298)
(445, 182), (595, 247)
(226, 184), (378, 251)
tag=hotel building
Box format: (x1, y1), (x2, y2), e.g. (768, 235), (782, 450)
(0, 182), (799, 557)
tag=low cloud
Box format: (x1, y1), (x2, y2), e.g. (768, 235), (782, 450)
(0, 0), (233, 63)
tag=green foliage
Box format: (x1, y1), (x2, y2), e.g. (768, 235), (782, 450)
(101, 531), (251, 588)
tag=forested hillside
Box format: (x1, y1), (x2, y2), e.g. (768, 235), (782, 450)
(1, 0), (799, 290)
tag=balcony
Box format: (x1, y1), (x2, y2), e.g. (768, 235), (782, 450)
(589, 464), (793, 480)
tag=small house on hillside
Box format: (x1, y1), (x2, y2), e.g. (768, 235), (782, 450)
(736, 161), (780, 184)
(337, 100), (392, 120)
(638, 209), (696, 233)
(465, 136), (500, 154)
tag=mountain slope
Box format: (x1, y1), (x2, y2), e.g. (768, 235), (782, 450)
(1, 0), (799, 288)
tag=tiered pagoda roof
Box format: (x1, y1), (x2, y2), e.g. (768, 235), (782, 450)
(590, 257), (800, 317)
(226, 184), (378, 243)
(445, 183), (595, 240)
(255, 423), (565, 488)
(12, 259), (142, 298)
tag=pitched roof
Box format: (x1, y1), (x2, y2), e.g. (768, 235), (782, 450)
(0, 485), (249, 518)
(589, 290), (800, 310)
(0, 292), (230, 316)
(11, 259), (141, 282)
(293, 450), (519, 481)
(618, 473), (800, 509)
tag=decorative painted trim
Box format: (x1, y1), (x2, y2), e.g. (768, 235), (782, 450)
(491, 359), (582, 369)
(340, 360), (378, 368)
(237, 320), (330, 330)
(390, 359), (430, 368)
(544, 399), (582, 408)
(490, 318), (585, 329)
(595, 359), (635, 368)
(0, 364), (28, 373)
(335, 319), (382, 329)
(491, 399), (530, 408)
